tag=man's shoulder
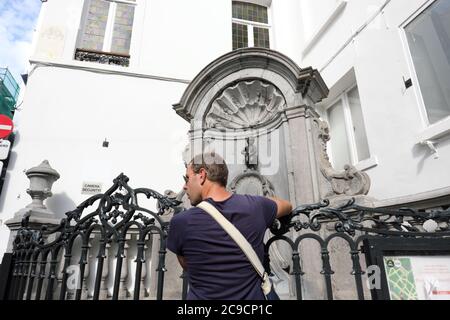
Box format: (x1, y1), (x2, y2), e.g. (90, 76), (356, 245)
(235, 193), (273, 204)
(231, 193), (261, 201)
(171, 206), (203, 222)
(229, 194), (276, 212)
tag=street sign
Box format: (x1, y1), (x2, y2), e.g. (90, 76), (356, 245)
(0, 115), (13, 139)
(0, 140), (10, 160)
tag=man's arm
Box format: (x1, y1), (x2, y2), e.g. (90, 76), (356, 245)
(268, 197), (293, 218)
(177, 255), (187, 270)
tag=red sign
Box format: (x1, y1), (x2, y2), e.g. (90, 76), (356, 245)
(0, 115), (13, 139)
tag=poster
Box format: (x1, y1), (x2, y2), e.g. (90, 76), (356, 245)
(383, 256), (450, 300)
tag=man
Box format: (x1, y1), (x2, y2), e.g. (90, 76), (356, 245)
(167, 152), (292, 300)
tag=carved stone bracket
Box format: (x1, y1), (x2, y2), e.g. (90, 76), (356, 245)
(314, 118), (371, 197)
(229, 170), (275, 197)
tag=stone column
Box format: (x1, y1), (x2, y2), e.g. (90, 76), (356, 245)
(284, 106), (320, 205)
(5, 160), (61, 252)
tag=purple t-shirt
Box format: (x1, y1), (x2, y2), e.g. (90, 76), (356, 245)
(167, 194), (277, 300)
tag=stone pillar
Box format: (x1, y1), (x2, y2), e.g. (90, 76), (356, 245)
(284, 106), (320, 205)
(5, 160), (61, 252)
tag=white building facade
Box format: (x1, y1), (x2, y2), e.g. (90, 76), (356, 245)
(0, 0), (449, 271)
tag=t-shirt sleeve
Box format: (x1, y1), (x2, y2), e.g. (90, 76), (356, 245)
(167, 214), (184, 256)
(258, 197), (278, 228)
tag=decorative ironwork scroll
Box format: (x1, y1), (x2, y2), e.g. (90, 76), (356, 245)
(4, 173), (182, 301)
(2, 173), (450, 301)
(75, 49), (130, 67)
(266, 198), (450, 300)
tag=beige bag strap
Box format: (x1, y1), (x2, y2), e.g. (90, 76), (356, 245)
(197, 201), (265, 279)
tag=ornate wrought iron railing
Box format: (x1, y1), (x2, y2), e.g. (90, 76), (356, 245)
(1, 174), (449, 300)
(267, 199), (450, 300)
(0, 174), (181, 300)
(74, 48), (130, 67)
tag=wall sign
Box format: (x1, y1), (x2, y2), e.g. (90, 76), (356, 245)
(81, 182), (103, 195)
(0, 140), (11, 160)
(364, 238), (450, 300)
(383, 256), (450, 300)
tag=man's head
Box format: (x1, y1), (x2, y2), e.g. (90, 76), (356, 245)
(183, 152), (229, 206)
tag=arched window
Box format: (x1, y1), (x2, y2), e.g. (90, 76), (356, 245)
(232, 1), (271, 50)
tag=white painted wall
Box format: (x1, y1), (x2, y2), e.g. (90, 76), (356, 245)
(300, 0), (341, 41)
(300, 0), (450, 203)
(270, 0), (304, 65)
(31, 0), (305, 79)
(32, 0), (232, 80)
(0, 65), (190, 258)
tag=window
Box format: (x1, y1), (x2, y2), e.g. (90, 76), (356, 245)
(405, 0), (450, 124)
(75, 0), (136, 67)
(326, 86), (370, 170)
(232, 1), (271, 50)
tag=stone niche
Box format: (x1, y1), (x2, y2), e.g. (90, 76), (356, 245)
(172, 48), (373, 299)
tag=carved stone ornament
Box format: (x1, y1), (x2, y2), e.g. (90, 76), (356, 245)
(205, 80), (286, 130)
(74, 48), (130, 67)
(229, 170), (275, 197)
(314, 118), (371, 196)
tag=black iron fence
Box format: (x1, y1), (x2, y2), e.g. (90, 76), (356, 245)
(1, 174), (449, 300)
(268, 199), (450, 300)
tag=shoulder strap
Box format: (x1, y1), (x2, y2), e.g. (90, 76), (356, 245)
(197, 201), (265, 279)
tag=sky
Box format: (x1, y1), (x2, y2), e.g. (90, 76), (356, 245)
(0, 0), (42, 85)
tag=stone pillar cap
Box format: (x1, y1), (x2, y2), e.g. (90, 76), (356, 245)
(26, 160), (60, 179)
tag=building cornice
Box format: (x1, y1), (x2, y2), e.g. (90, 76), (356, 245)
(28, 58), (191, 84)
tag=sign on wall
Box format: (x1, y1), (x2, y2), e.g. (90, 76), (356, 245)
(0, 133), (14, 197)
(383, 256), (450, 300)
(81, 182), (103, 195)
(364, 238), (450, 300)
(0, 140), (11, 160)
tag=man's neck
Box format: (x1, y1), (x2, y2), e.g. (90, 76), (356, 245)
(201, 183), (232, 202)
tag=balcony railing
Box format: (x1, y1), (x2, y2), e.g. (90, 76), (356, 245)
(74, 49), (130, 67)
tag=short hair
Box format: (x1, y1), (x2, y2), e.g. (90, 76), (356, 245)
(188, 152), (229, 187)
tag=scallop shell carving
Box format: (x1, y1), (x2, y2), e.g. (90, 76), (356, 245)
(205, 80), (286, 130)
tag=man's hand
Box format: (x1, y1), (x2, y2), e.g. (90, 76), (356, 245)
(269, 197), (293, 218)
(177, 255), (187, 270)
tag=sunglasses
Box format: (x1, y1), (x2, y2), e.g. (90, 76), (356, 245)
(183, 171), (204, 183)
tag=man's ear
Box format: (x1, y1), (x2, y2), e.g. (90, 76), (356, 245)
(199, 168), (207, 185)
